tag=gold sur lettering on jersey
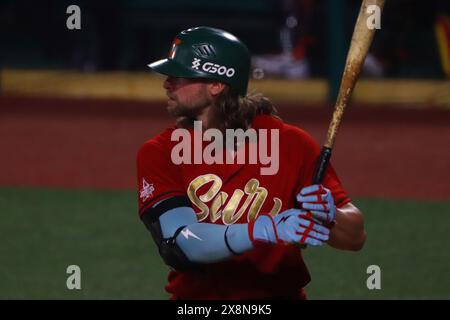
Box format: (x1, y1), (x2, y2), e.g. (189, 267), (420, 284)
(187, 174), (282, 224)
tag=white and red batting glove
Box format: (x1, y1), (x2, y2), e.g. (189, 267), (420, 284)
(249, 210), (330, 247)
(296, 184), (336, 226)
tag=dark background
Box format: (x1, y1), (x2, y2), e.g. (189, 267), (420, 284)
(0, 0), (448, 78)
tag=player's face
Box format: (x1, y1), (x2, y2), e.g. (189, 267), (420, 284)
(163, 76), (212, 118)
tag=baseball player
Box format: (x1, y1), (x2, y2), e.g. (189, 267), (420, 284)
(137, 26), (366, 299)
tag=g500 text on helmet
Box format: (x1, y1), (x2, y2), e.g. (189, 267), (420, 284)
(191, 58), (235, 78)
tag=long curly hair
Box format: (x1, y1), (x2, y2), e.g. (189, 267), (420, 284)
(210, 87), (279, 131)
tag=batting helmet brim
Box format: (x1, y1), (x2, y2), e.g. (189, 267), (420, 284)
(148, 58), (209, 79)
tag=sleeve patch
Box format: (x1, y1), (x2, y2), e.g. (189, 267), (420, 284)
(139, 178), (156, 202)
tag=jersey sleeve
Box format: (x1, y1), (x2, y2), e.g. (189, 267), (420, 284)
(136, 136), (185, 215)
(295, 128), (351, 207)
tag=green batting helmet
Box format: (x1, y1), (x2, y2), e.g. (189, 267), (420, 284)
(148, 26), (250, 97)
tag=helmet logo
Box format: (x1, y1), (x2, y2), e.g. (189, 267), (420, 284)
(192, 43), (216, 58)
(191, 59), (236, 78)
(192, 58), (202, 70)
(169, 38), (182, 59)
(202, 62), (235, 78)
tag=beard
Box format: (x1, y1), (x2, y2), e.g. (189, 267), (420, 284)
(167, 93), (211, 128)
(168, 103), (196, 128)
(167, 101), (195, 118)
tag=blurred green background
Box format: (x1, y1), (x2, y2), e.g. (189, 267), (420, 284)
(1, 187), (448, 299)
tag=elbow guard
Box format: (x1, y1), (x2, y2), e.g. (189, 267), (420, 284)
(140, 196), (204, 272)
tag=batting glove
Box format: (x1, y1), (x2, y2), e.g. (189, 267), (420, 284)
(296, 184), (336, 224)
(249, 209), (330, 246)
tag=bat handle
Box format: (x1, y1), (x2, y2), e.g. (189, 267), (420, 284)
(296, 146), (333, 251)
(312, 147), (332, 184)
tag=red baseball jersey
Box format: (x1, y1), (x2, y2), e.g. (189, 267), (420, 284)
(136, 114), (351, 299)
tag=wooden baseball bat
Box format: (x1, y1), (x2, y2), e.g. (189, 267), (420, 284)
(312, 0), (385, 184)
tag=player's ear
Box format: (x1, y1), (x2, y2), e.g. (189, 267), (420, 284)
(207, 81), (226, 97)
